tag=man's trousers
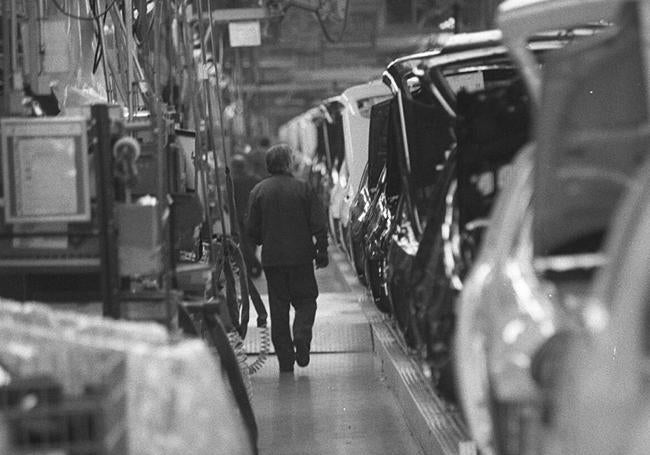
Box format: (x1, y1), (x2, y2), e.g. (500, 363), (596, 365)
(264, 264), (318, 370)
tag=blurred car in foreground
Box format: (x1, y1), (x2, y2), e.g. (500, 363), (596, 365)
(455, 0), (636, 453)
(550, 158), (650, 455)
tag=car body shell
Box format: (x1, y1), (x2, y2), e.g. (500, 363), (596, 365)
(348, 98), (394, 283)
(550, 158), (650, 455)
(338, 81), (392, 242)
(455, 0), (637, 453)
(380, 35), (539, 385)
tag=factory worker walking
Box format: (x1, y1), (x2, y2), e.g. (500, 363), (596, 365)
(246, 144), (329, 373)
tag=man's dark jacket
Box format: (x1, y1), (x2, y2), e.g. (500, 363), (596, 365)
(246, 174), (327, 267)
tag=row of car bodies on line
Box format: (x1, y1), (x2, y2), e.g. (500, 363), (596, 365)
(279, 1), (650, 454)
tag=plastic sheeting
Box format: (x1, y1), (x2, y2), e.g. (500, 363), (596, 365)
(42, 1), (109, 111)
(298, 116), (318, 161)
(0, 300), (255, 455)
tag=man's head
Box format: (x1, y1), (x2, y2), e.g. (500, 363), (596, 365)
(259, 136), (271, 148)
(265, 144), (293, 175)
(231, 153), (247, 175)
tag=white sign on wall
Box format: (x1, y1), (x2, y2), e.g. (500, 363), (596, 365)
(228, 21), (262, 47)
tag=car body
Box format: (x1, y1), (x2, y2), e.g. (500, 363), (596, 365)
(454, 0), (632, 453)
(376, 31), (547, 393)
(351, 32), (506, 310)
(550, 158), (650, 455)
(317, 97), (346, 248)
(363, 98), (404, 314)
(348, 98), (393, 283)
(360, 31), (511, 329)
(305, 107), (334, 212)
(338, 81), (392, 258)
(416, 44), (537, 400)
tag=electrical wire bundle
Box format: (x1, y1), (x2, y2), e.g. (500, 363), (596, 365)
(315, 0), (351, 44)
(49, 0), (118, 21)
(172, 2), (273, 381)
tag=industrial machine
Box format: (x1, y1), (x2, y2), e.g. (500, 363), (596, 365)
(0, 0), (276, 337)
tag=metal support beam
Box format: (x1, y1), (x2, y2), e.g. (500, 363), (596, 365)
(197, 7), (281, 22)
(125, 0), (134, 119)
(93, 105), (121, 320)
(240, 82), (343, 94)
(2, 0), (12, 116)
(10, 0), (17, 89)
(25, 1), (40, 89)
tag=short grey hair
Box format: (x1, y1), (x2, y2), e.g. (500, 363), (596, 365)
(265, 144), (293, 175)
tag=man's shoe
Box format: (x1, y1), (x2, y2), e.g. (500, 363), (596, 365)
(295, 339), (310, 367)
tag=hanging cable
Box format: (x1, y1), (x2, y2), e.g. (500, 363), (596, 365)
(175, 3), (218, 293)
(195, 0), (228, 238)
(49, 0), (119, 21)
(315, 0), (351, 44)
(204, 8), (271, 374)
(133, 2), (156, 47)
(90, 1), (115, 101)
(286, 0), (351, 43)
(206, 7), (232, 175)
(90, 0), (107, 74)
(205, 4), (256, 334)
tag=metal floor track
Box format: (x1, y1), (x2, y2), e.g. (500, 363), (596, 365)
(247, 250), (475, 455)
(333, 250), (476, 455)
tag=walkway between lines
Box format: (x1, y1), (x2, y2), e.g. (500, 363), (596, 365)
(246, 253), (425, 455)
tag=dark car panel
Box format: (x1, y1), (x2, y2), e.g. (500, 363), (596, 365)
(323, 100), (346, 248)
(385, 86), (456, 349)
(363, 98), (404, 313)
(348, 98), (394, 283)
(406, 53), (533, 400)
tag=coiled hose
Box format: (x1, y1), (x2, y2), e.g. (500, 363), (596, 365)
(226, 324), (271, 404)
(228, 330), (253, 401)
(246, 325), (271, 375)
(225, 240), (271, 376)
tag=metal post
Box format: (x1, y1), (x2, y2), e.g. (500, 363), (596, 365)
(97, 0), (114, 103)
(125, 0), (134, 119)
(2, 0), (12, 115)
(10, 0), (17, 89)
(153, 3), (174, 332)
(92, 104), (121, 319)
(178, 3), (219, 296)
(195, 0), (228, 237)
(322, 119), (333, 170)
(25, 0), (40, 89)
